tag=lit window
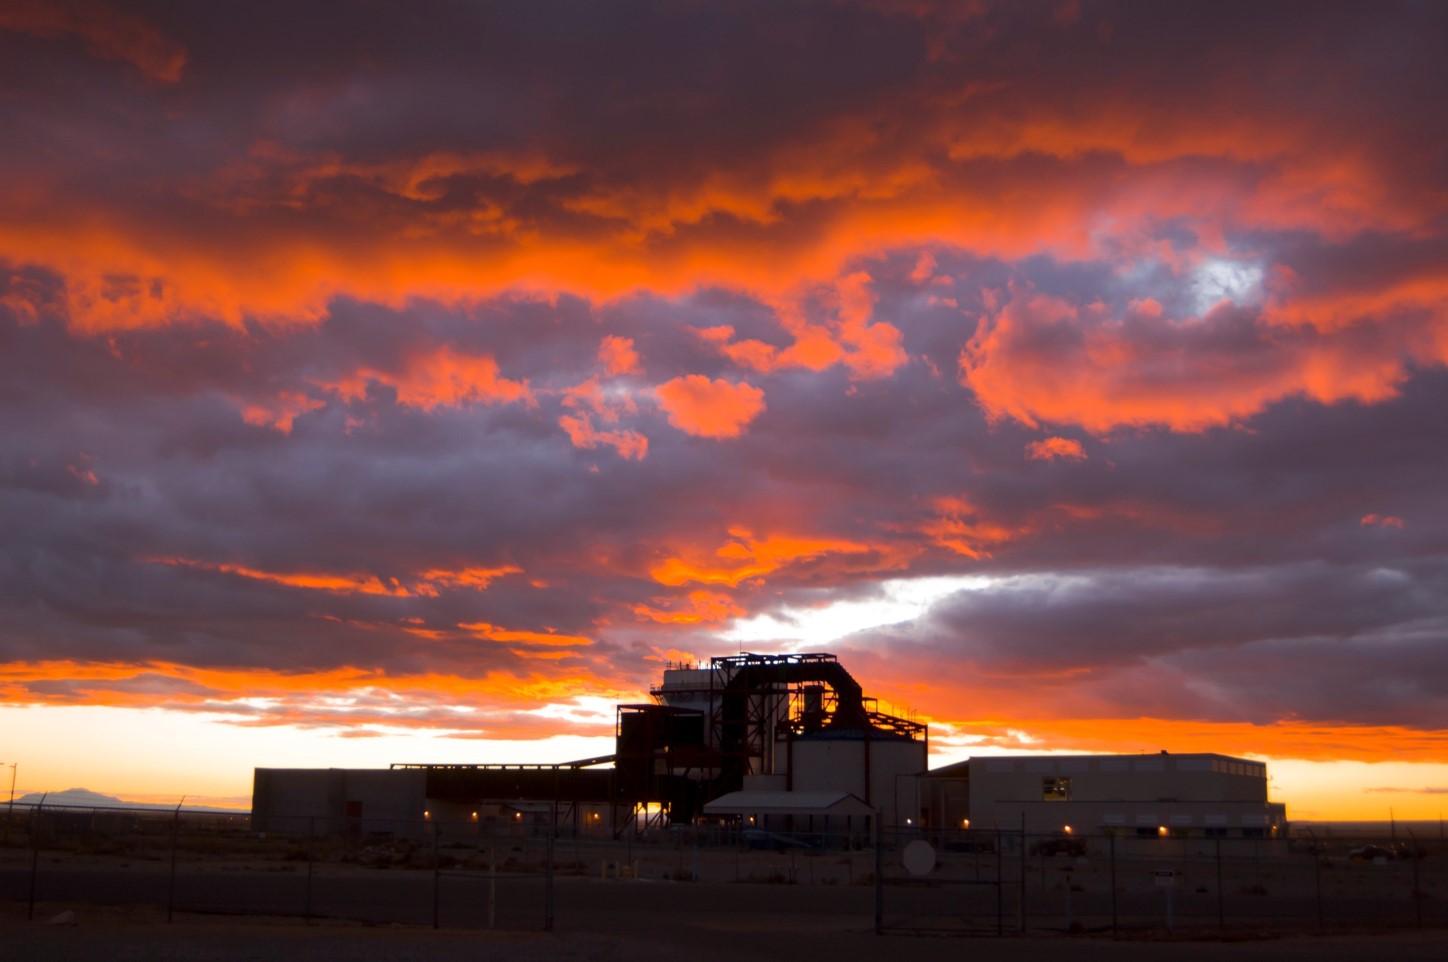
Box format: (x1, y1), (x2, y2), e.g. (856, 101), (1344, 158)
(1043, 777), (1071, 801)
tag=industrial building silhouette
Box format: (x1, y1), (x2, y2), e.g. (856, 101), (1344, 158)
(252, 652), (1286, 839)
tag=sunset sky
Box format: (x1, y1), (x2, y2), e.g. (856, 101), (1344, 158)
(2, 1), (1446, 821)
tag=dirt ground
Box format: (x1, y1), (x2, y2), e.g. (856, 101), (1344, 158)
(3, 905), (1448, 962)
(4, 833), (1446, 959)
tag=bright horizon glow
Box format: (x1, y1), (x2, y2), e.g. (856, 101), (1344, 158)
(8, 702), (1448, 822)
(0, 704), (615, 810)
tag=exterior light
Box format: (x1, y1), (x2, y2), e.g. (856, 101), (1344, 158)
(514, 811), (522, 821)
(1158, 826), (1168, 836)
(962, 818), (970, 829)
(1063, 825), (1072, 834)
(470, 811), (478, 819)
(906, 818), (912, 825)
(423, 810), (430, 819)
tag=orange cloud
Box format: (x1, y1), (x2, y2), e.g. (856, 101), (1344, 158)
(557, 413), (649, 460)
(960, 286), (1442, 434)
(145, 557), (524, 597)
(558, 374), (648, 458)
(930, 716), (1448, 767)
(0, 0), (187, 82)
(642, 646), (702, 666)
(633, 590), (746, 625)
(649, 528), (888, 587)
(920, 497), (1021, 560)
(7, 63), (1440, 341)
(701, 273), (907, 380)
(417, 565), (523, 590)
(458, 622), (594, 647)
(326, 346), (533, 411)
(239, 391), (326, 434)
(144, 556), (423, 597)
(598, 335), (640, 375)
(1025, 436), (1086, 461)
(831, 271), (908, 379)
(1361, 514), (1405, 528)
(65, 462), (100, 486)
(654, 375), (766, 438)
(0, 658), (642, 737)
(1265, 269), (1448, 335)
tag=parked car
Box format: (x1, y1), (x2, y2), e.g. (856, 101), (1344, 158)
(1348, 844), (1394, 861)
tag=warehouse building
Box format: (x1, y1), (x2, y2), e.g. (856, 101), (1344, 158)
(920, 751), (1287, 838)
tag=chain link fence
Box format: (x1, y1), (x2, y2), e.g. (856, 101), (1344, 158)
(2, 806), (1444, 938)
(874, 827), (1446, 938)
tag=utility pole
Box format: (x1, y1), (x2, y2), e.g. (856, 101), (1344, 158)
(3, 763), (13, 842)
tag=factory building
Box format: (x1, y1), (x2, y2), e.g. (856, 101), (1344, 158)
(251, 652), (1287, 839)
(254, 652), (926, 836)
(920, 752), (1287, 838)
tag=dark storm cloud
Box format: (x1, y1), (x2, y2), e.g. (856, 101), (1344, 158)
(0, 1), (1445, 751)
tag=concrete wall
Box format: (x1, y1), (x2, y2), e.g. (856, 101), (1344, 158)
(251, 768), (426, 837)
(788, 736), (926, 827)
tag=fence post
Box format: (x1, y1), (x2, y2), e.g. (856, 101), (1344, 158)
(1414, 856), (1422, 928)
(873, 814), (883, 935)
(432, 820), (440, 930)
(1109, 833), (1117, 940)
(1216, 837), (1224, 931)
(305, 816), (315, 925)
(995, 829), (1003, 937)
(27, 793), (46, 922)
(1064, 869), (1072, 933)
(167, 797), (184, 923)
(1314, 847), (1324, 934)
(544, 805), (556, 932)
(1019, 817), (1026, 934)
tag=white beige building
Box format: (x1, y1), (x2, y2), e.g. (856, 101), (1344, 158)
(920, 751), (1287, 838)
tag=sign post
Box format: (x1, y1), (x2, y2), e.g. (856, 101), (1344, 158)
(1154, 869), (1176, 932)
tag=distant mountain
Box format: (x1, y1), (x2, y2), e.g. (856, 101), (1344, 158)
(14, 787), (247, 814)
(16, 787), (122, 808)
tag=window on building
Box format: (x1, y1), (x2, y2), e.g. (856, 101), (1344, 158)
(1042, 777), (1071, 801)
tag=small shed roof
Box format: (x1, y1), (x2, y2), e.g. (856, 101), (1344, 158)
(702, 790), (874, 817)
